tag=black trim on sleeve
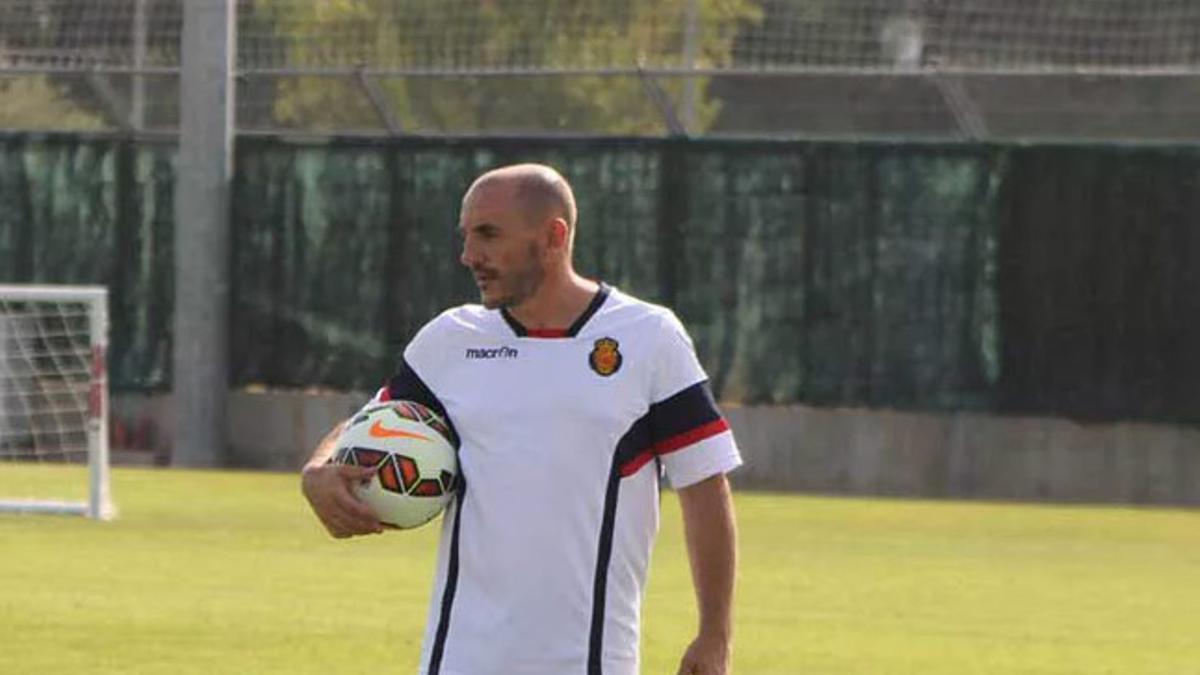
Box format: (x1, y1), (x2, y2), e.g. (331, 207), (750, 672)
(427, 477), (467, 675)
(387, 358), (460, 448)
(612, 380), (721, 471)
(646, 380), (722, 445)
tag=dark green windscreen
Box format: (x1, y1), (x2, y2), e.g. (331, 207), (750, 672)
(2, 134), (1197, 424)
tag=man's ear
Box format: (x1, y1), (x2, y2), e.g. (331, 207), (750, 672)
(547, 217), (570, 251)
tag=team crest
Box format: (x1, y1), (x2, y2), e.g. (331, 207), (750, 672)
(589, 337), (622, 377)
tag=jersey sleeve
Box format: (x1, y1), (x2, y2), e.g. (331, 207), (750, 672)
(358, 312), (460, 447)
(643, 311), (742, 489)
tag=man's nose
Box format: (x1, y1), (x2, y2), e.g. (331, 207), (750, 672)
(460, 238), (477, 268)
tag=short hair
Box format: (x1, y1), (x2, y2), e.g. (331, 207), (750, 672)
(512, 165), (577, 228)
(466, 163), (577, 229)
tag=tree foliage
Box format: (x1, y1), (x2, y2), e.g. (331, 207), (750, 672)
(248, 0), (761, 133)
(0, 76), (104, 129)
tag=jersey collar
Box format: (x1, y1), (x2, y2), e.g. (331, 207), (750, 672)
(500, 282), (610, 339)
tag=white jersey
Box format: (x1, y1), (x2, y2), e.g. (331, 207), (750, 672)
(371, 285), (741, 675)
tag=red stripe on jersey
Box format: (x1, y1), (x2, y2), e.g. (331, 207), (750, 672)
(618, 418), (730, 478)
(619, 452), (657, 479)
(376, 386), (392, 402)
(653, 418), (730, 455)
(526, 328), (569, 338)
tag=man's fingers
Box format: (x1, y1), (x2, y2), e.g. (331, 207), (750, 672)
(322, 504), (379, 537)
(321, 476), (382, 533)
(305, 464), (383, 536)
(322, 514), (353, 538)
(319, 464), (378, 520)
(311, 501), (351, 537)
(332, 490), (383, 531)
(676, 650), (708, 675)
(336, 464), (377, 483)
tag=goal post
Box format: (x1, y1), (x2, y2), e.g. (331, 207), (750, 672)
(0, 284), (113, 520)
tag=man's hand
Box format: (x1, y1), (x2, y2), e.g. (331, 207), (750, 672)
(301, 462), (384, 537)
(676, 632), (731, 675)
(300, 421), (384, 538)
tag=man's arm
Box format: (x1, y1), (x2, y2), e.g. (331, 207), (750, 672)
(300, 421), (384, 538)
(676, 472), (738, 675)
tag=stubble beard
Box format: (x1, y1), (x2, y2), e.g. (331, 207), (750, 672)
(480, 243), (545, 310)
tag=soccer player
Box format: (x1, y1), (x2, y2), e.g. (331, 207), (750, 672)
(302, 164), (742, 675)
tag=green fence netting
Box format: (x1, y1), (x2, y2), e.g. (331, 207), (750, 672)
(0, 135), (175, 390)
(997, 146), (1200, 422)
(2, 134), (1197, 425)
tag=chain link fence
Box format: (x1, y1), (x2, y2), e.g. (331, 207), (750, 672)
(3, 1), (1200, 138)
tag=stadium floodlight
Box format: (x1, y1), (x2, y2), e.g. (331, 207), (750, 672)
(0, 285), (113, 520)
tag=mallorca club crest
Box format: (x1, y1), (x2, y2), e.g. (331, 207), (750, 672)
(589, 337), (622, 377)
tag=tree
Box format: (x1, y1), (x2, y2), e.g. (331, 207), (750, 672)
(0, 76), (104, 129)
(247, 0), (762, 134)
(0, 0), (177, 130)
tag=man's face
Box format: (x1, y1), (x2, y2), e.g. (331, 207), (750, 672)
(458, 185), (547, 310)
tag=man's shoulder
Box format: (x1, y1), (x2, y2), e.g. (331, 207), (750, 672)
(406, 304), (499, 356)
(418, 304), (497, 336)
(594, 286), (679, 332)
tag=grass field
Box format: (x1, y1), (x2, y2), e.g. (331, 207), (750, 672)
(2, 466), (1199, 674)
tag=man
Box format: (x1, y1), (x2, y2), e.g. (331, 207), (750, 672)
(302, 164), (741, 675)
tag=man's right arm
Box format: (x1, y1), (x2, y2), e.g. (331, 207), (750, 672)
(300, 420), (384, 538)
(306, 313), (448, 539)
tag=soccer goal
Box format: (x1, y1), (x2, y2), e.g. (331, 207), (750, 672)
(0, 285), (113, 520)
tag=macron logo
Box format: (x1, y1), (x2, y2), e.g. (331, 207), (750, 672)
(465, 346), (520, 360)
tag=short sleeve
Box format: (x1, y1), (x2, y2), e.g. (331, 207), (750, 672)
(355, 313), (459, 447)
(646, 311), (742, 489)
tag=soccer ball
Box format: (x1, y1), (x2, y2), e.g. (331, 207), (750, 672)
(330, 400), (458, 530)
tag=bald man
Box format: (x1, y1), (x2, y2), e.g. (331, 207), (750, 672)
(302, 164), (741, 675)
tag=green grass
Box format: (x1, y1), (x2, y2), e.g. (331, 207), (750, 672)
(2, 466), (1198, 674)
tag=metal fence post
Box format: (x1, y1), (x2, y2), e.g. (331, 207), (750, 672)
(172, 0), (235, 467)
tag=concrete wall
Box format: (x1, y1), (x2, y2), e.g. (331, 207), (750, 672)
(112, 391), (1200, 507)
(110, 390), (363, 469)
(725, 406), (1199, 506)
(225, 390), (365, 469)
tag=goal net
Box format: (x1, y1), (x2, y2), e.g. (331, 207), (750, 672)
(0, 285), (113, 520)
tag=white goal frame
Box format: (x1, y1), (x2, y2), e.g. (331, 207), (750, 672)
(0, 284), (113, 520)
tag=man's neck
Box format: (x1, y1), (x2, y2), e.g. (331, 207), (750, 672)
(504, 272), (599, 331)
